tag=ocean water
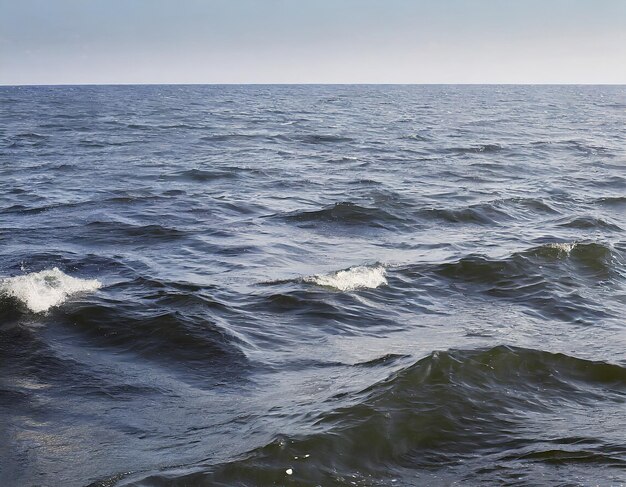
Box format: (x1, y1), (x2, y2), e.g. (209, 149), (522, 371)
(0, 85), (625, 486)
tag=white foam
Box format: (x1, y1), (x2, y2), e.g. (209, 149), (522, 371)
(546, 242), (576, 254)
(0, 267), (102, 313)
(304, 265), (387, 291)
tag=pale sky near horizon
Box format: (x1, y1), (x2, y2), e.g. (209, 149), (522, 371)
(1, 0), (626, 85)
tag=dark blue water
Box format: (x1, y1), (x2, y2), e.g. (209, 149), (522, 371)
(1, 85), (625, 486)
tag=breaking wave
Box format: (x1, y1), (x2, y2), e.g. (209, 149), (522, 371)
(303, 265), (387, 291)
(0, 267), (102, 313)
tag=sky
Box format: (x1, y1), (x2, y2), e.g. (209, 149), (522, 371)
(1, 0), (625, 85)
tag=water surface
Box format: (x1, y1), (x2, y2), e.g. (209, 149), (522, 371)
(0, 85), (625, 486)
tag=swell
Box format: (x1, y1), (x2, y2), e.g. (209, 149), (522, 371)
(443, 143), (504, 155)
(0, 267), (249, 384)
(125, 122), (212, 130)
(441, 241), (621, 281)
(199, 132), (353, 145)
(417, 203), (511, 225)
(77, 139), (138, 148)
(557, 215), (622, 231)
(0, 194), (165, 216)
(529, 139), (614, 156)
(259, 242), (622, 327)
(60, 305), (239, 363)
(279, 202), (405, 229)
(4, 132), (49, 148)
(129, 346), (626, 486)
(51, 291), (249, 385)
(200, 133), (279, 143)
(161, 168), (238, 182)
(278, 197), (561, 231)
(0, 324), (162, 406)
(595, 196), (626, 207)
(293, 134), (354, 144)
(393, 241), (622, 324)
(79, 221), (189, 244)
(418, 197), (562, 226)
(244, 285), (402, 337)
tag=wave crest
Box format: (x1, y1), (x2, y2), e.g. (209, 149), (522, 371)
(0, 268), (101, 313)
(284, 202), (403, 229)
(304, 265), (387, 291)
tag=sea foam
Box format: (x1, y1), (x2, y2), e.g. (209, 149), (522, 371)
(546, 242), (577, 254)
(0, 267), (102, 313)
(304, 265), (387, 291)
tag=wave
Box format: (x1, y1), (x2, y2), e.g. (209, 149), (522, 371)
(13, 132), (48, 140)
(437, 241), (618, 278)
(557, 216), (622, 231)
(415, 197), (558, 226)
(200, 133), (268, 142)
(282, 202), (404, 229)
(400, 133), (430, 142)
(201, 133), (354, 145)
(303, 265), (387, 292)
(128, 346), (625, 486)
(81, 221), (188, 244)
(0, 267), (101, 313)
(126, 122), (211, 130)
(394, 241), (621, 323)
(489, 196), (559, 215)
(294, 134), (354, 144)
(595, 196), (626, 207)
(59, 304), (245, 369)
(418, 204), (510, 225)
(78, 139), (136, 148)
(444, 143), (504, 155)
(0, 194), (167, 216)
(5, 132), (49, 148)
(523, 241), (618, 268)
(46, 275), (250, 383)
(254, 265), (398, 336)
(541, 242), (577, 254)
(325, 156), (359, 163)
(529, 139), (613, 156)
(163, 168), (238, 182)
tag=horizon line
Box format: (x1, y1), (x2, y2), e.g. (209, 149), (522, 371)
(2, 82), (626, 88)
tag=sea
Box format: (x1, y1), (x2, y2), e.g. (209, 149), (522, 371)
(0, 85), (625, 486)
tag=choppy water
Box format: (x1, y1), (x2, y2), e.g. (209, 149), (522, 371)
(1, 85), (625, 486)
